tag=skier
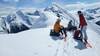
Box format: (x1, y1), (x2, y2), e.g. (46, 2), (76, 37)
(77, 11), (88, 44)
(73, 28), (88, 49)
(73, 27), (92, 49)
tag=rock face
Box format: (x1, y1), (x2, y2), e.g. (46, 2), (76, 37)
(9, 23), (29, 33)
(1, 10), (31, 33)
(33, 10), (40, 16)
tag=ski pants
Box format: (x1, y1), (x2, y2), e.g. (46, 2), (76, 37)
(60, 27), (67, 37)
(81, 26), (88, 41)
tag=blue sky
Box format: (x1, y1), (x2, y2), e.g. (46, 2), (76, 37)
(0, 0), (100, 8)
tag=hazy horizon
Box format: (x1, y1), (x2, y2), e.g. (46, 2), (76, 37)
(0, 0), (100, 8)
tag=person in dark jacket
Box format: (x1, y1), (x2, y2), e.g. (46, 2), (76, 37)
(67, 20), (77, 31)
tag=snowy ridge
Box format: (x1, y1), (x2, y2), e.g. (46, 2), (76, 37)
(52, 3), (79, 26)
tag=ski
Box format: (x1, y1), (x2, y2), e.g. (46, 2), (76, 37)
(85, 41), (92, 48)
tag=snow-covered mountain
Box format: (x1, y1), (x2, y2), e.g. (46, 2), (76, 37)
(0, 9), (49, 33)
(0, 10), (32, 33)
(0, 3), (72, 33)
(0, 2), (100, 34)
(82, 5), (100, 33)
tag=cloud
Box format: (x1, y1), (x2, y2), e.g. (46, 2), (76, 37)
(14, 0), (19, 2)
(0, 0), (20, 7)
(32, 0), (46, 4)
(65, 2), (100, 11)
(3, 0), (19, 2)
(65, 2), (86, 10)
(3, 0), (8, 2)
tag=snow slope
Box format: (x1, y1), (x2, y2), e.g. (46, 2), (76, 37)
(0, 26), (100, 56)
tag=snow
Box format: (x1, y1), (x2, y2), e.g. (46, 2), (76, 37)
(0, 26), (100, 56)
(0, 2), (100, 56)
(0, 28), (57, 56)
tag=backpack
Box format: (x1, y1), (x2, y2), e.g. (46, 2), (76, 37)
(73, 29), (83, 40)
(50, 29), (60, 37)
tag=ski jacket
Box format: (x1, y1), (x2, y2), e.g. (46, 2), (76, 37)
(79, 14), (87, 28)
(54, 21), (62, 33)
